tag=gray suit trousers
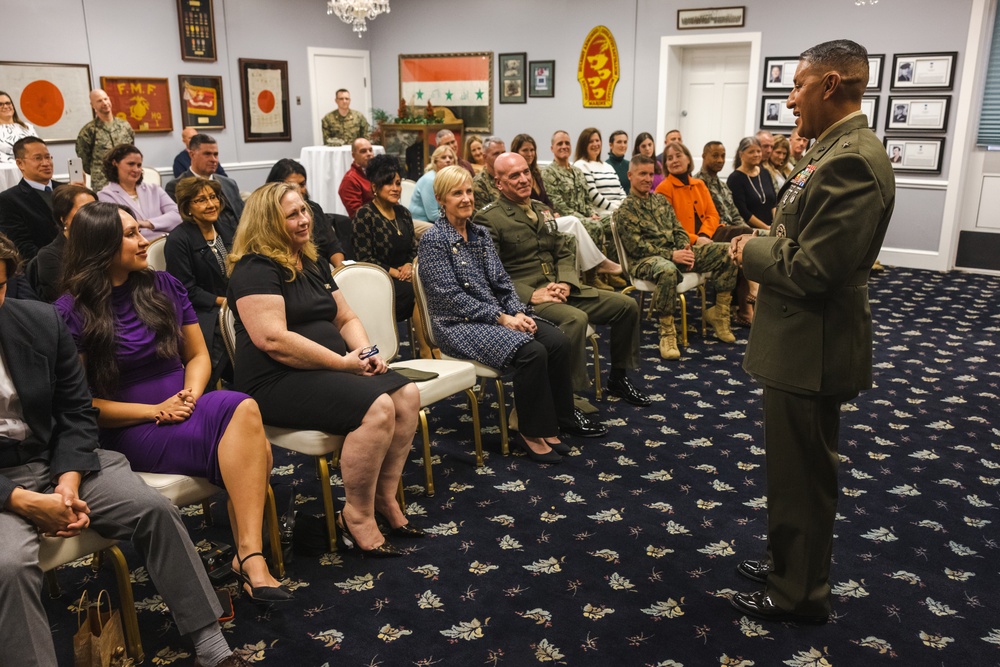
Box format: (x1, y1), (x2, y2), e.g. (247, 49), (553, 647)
(0, 449), (222, 666)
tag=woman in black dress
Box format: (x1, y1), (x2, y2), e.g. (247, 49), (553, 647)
(27, 184), (96, 302)
(352, 154), (417, 323)
(726, 136), (776, 232)
(228, 182), (421, 557)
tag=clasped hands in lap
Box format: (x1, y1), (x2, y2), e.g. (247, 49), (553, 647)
(7, 471), (90, 537)
(530, 282), (571, 304)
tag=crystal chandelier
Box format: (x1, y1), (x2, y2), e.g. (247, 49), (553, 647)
(855, 0), (878, 5)
(327, 0), (390, 36)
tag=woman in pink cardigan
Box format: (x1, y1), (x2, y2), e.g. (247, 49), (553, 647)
(97, 144), (181, 240)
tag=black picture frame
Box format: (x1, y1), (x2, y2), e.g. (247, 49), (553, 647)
(178, 74), (225, 130)
(867, 54), (885, 91)
(883, 136), (945, 174)
(677, 6), (746, 30)
(499, 52), (527, 104)
(237, 58), (291, 142)
(861, 96), (880, 131)
(760, 96), (795, 129)
(763, 57), (798, 90)
(176, 0), (217, 62)
(891, 52), (957, 91)
(885, 95), (950, 132)
(528, 60), (555, 98)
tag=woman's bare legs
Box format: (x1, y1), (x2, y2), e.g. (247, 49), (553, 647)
(373, 383), (420, 529)
(339, 393), (396, 550)
(218, 399), (282, 589)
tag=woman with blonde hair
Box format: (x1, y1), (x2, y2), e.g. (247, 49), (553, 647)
(227, 182), (421, 555)
(763, 134), (793, 189)
(409, 144), (456, 223)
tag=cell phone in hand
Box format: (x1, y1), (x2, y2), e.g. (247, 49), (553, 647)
(68, 157), (84, 184)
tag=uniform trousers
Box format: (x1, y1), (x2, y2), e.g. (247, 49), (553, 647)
(762, 385), (851, 617)
(510, 321), (574, 437)
(0, 449), (222, 666)
(632, 242), (738, 316)
(534, 290), (639, 392)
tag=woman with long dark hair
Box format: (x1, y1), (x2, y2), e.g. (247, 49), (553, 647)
(55, 201), (291, 603)
(26, 184), (96, 302)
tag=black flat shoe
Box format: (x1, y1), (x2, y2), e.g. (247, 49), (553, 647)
(730, 590), (828, 624)
(736, 559), (770, 584)
(376, 512), (426, 538)
(559, 408), (608, 438)
(512, 435), (562, 464)
(606, 376), (651, 407)
(546, 440), (572, 455)
(337, 512), (402, 557)
(234, 552), (293, 604)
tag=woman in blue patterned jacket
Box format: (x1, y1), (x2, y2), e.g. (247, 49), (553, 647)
(417, 166), (574, 464)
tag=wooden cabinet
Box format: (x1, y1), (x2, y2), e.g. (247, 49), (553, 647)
(380, 121), (464, 181)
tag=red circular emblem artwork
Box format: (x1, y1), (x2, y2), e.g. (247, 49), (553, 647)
(19, 80), (64, 127)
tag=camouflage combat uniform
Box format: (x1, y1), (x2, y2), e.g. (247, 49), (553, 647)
(541, 162), (612, 258)
(472, 168), (499, 210)
(614, 191), (737, 315)
(694, 169), (745, 228)
(321, 109), (370, 147)
(75, 117), (134, 192)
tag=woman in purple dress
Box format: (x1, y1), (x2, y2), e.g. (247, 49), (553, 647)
(55, 201), (291, 604)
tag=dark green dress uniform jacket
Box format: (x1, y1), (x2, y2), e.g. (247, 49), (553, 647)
(473, 194), (597, 305)
(742, 113), (895, 397)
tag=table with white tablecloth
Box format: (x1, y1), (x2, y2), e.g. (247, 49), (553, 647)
(0, 163), (20, 191)
(298, 145), (384, 217)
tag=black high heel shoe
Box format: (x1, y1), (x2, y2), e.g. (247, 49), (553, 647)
(376, 512), (426, 538)
(545, 439), (572, 455)
(512, 435), (562, 464)
(337, 512), (402, 557)
(234, 552), (293, 604)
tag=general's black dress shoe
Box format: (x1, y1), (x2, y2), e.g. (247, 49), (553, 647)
(559, 408), (608, 438)
(736, 559), (770, 584)
(730, 590), (828, 624)
(606, 375), (652, 407)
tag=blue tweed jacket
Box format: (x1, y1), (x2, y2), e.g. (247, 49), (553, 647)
(417, 215), (534, 368)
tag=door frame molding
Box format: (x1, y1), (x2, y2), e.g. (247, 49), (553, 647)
(656, 32), (762, 153)
(307, 47), (372, 147)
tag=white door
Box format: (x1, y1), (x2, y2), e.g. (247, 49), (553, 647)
(307, 47), (372, 147)
(673, 44), (751, 174)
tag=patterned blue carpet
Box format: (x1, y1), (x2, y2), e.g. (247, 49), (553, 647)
(45, 267), (1000, 666)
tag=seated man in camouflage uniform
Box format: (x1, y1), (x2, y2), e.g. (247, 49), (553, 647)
(472, 136), (505, 209)
(541, 130), (614, 261)
(321, 89), (370, 147)
(475, 153), (650, 409)
(615, 155), (738, 360)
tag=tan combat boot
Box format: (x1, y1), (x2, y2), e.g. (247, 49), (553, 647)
(583, 269), (613, 291)
(705, 292), (737, 343)
(659, 315), (681, 360)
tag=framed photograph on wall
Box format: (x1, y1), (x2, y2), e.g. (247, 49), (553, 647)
(891, 52), (957, 90)
(0, 61), (92, 143)
(763, 57), (798, 90)
(177, 0), (217, 62)
(760, 96), (795, 129)
(861, 96), (880, 131)
(884, 137), (945, 173)
(399, 52), (493, 133)
(99, 77), (173, 133)
(867, 54), (885, 91)
(178, 75), (225, 130)
(499, 52), (527, 104)
(237, 58), (290, 142)
(886, 95), (950, 132)
(529, 60), (555, 98)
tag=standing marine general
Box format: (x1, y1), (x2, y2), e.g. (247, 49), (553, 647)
(475, 153), (651, 415)
(728, 39), (895, 624)
(321, 89), (370, 147)
(75, 89), (134, 192)
(615, 154), (737, 360)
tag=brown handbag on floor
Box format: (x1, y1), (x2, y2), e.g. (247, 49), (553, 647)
(73, 590), (133, 667)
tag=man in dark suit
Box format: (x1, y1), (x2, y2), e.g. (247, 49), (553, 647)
(0, 137), (65, 260)
(475, 153), (651, 419)
(173, 126), (229, 178)
(728, 40), (895, 623)
(0, 235), (250, 666)
(166, 133), (244, 235)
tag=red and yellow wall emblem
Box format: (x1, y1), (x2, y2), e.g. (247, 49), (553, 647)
(577, 26), (620, 108)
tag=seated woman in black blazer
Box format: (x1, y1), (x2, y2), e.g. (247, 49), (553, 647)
(164, 177), (233, 383)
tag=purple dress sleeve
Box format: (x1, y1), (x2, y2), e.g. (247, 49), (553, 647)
(153, 270), (199, 327)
